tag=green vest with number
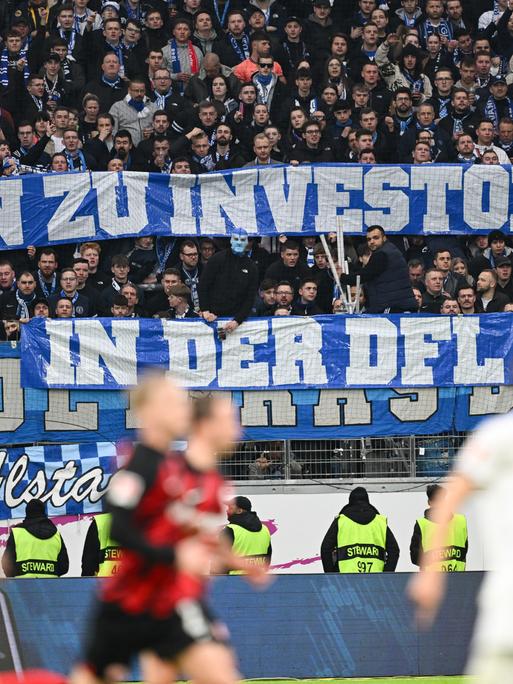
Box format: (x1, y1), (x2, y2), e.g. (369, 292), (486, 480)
(418, 513), (468, 572)
(12, 527), (62, 578)
(226, 523), (271, 575)
(95, 513), (123, 577)
(336, 514), (387, 573)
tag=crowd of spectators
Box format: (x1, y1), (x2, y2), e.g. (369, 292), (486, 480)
(0, 226), (512, 340)
(0, 0), (511, 334)
(0, 0), (510, 174)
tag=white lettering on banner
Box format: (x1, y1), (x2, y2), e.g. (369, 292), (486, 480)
(239, 391), (296, 426)
(315, 166), (363, 231)
(43, 173), (95, 242)
(468, 386), (513, 415)
(0, 358), (24, 431)
(198, 170), (258, 234)
(271, 318), (327, 386)
(363, 167), (409, 232)
(75, 320), (138, 386)
(401, 317), (451, 385)
(452, 315), (504, 384)
(44, 390), (98, 431)
(345, 318), (397, 385)
(162, 320), (216, 386)
(260, 167), (311, 232)
(313, 390), (371, 426)
(0, 451), (108, 510)
(463, 165), (510, 231)
(410, 166), (461, 232)
(0, 179), (23, 246)
(169, 174), (197, 234)
(218, 321), (269, 387)
(389, 388), (439, 421)
(45, 320), (74, 385)
(91, 172), (149, 236)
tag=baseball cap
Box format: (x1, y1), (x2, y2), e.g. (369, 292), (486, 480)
(495, 256), (512, 267)
(313, 0), (331, 7)
(11, 10), (29, 26)
(488, 229), (506, 245)
(285, 15), (302, 25)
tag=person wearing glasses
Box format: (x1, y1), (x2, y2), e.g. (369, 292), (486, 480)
(251, 56), (287, 123)
(289, 119), (334, 164)
(48, 268), (92, 317)
(232, 31), (285, 84)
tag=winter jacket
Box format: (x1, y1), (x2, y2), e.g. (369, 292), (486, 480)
(2, 514), (69, 577)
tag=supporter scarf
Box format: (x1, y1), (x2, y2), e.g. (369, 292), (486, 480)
(228, 32), (249, 62)
(74, 10), (92, 33)
(395, 113), (413, 134)
(60, 28), (77, 57)
(212, 0), (231, 27)
(111, 278), (124, 292)
(484, 96), (513, 130)
(106, 42), (124, 72)
(45, 75), (61, 102)
(437, 96), (450, 119)
(294, 96), (318, 116)
(15, 291), (36, 319)
(419, 19), (452, 44)
(182, 267), (200, 308)
(155, 237), (176, 273)
(0, 48), (29, 88)
(154, 89), (173, 109)
(30, 95), (44, 112)
(306, 248), (314, 268)
(101, 74), (122, 88)
(328, 78), (347, 100)
(169, 39), (199, 94)
(37, 271), (57, 298)
(254, 73), (275, 104)
(415, 121), (436, 132)
(65, 149), (87, 171)
(128, 98), (146, 112)
(402, 69), (424, 94)
(125, 1), (143, 20)
(194, 153), (215, 171)
(59, 290), (79, 313)
(61, 58), (73, 83)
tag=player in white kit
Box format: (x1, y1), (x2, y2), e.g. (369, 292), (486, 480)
(410, 413), (513, 682)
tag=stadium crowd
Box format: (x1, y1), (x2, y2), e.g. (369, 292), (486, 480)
(0, 0), (510, 333)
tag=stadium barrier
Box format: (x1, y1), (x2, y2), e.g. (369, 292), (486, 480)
(0, 574), (479, 679)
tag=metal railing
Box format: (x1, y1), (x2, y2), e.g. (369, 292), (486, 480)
(219, 433), (466, 482)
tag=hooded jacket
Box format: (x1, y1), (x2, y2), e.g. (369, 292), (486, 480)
(2, 500), (69, 577)
(320, 487), (399, 572)
(410, 507), (469, 566)
(223, 510), (272, 562)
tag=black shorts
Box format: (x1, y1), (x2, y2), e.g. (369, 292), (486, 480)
(85, 599), (228, 677)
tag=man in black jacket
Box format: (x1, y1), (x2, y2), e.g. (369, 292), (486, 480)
(199, 228), (258, 334)
(320, 487), (399, 573)
(264, 239), (309, 294)
(340, 225), (417, 313)
(2, 498), (69, 578)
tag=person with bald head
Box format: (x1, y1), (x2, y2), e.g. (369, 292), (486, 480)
(185, 51), (241, 104)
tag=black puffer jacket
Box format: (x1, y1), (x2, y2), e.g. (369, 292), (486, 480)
(320, 487), (399, 572)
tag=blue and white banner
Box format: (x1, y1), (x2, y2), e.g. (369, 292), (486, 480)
(0, 164), (512, 248)
(20, 314), (512, 390)
(0, 345), (507, 442)
(0, 441), (119, 519)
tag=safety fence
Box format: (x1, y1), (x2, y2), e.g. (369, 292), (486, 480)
(220, 432), (466, 481)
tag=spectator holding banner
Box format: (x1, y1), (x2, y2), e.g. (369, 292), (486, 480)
(340, 225), (417, 313)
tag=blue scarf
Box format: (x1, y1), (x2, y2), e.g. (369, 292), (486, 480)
(60, 27), (77, 56)
(403, 69), (424, 94)
(256, 73), (272, 86)
(484, 96), (513, 130)
(106, 42), (124, 71)
(154, 89), (173, 109)
(212, 0), (231, 27)
(37, 270), (57, 298)
(126, 1), (142, 20)
(128, 98), (145, 112)
(419, 19), (452, 45)
(0, 48), (29, 88)
(101, 75), (122, 88)
(156, 238), (176, 273)
(15, 290), (36, 318)
(65, 149), (87, 170)
(228, 32), (249, 62)
(395, 114), (414, 134)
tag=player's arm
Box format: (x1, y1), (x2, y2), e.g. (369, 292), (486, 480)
(408, 472), (474, 625)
